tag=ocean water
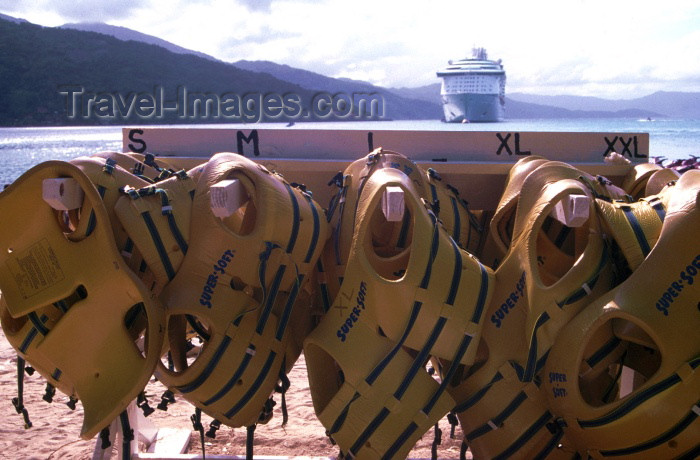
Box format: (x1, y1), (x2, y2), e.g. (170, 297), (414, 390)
(1, 118), (698, 186)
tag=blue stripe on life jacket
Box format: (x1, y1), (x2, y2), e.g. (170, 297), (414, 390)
(178, 335), (231, 393)
(28, 312), (49, 336)
(348, 407), (390, 457)
(255, 260), (286, 336)
(303, 194), (321, 263)
(578, 356), (699, 429)
(419, 214), (440, 289)
(466, 391), (528, 441)
(19, 314), (49, 353)
(422, 332), (474, 415)
(523, 312), (551, 382)
(446, 237), (462, 306)
(284, 183), (300, 254)
(450, 196), (461, 243)
(471, 262), (490, 324)
(140, 210), (176, 281)
(383, 421), (419, 460)
(599, 400), (699, 457)
(396, 208), (411, 249)
(393, 317), (447, 400)
(648, 197), (666, 222)
(621, 205), (652, 256)
(365, 301), (422, 386)
(223, 350), (277, 419)
(586, 336), (622, 369)
(493, 411), (552, 460)
(202, 343), (256, 406)
(453, 371), (505, 413)
(275, 274), (303, 341)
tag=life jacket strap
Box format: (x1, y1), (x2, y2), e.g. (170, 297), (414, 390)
(118, 410), (133, 460)
(99, 426), (111, 449)
(459, 439), (469, 460)
(431, 422), (442, 460)
(447, 411), (459, 438)
(136, 391), (154, 417)
(275, 358), (291, 427)
(157, 389), (176, 411)
(190, 407), (205, 459)
(12, 356), (32, 429)
(245, 424), (256, 460)
(206, 419), (222, 439)
(42, 382), (56, 403)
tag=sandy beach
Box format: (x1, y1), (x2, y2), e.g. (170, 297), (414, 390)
(0, 328), (468, 459)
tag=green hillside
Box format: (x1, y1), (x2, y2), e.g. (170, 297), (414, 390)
(0, 19), (319, 125)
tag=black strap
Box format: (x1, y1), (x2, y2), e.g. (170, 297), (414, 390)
(11, 356), (32, 429)
(460, 439), (469, 460)
(257, 397), (276, 425)
(119, 410), (134, 460)
(42, 383), (56, 403)
(246, 424), (256, 460)
(191, 408), (206, 459)
(275, 359), (291, 427)
(447, 411), (459, 438)
(66, 396), (78, 410)
(206, 419), (221, 439)
(99, 426), (111, 449)
(157, 389), (176, 411)
(143, 153), (170, 174)
(137, 391), (154, 417)
(431, 423), (442, 460)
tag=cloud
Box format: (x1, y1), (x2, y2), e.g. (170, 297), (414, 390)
(224, 26), (300, 45)
(1, 0), (148, 22)
(3, 0), (699, 96)
(238, 0), (273, 12)
(0, 0), (21, 12)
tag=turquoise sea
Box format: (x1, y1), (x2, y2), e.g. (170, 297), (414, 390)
(1, 118), (698, 186)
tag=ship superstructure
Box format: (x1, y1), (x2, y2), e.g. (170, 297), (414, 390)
(437, 47), (506, 122)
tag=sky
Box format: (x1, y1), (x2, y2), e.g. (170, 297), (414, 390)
(1, 0), (699, 98)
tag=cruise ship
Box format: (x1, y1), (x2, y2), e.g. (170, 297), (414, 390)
(437, 48), (506, 122)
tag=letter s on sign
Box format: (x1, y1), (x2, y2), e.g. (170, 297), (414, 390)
(128, 129), (147, 153)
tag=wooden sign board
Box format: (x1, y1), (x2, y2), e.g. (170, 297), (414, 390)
(122, 127), (649, 209)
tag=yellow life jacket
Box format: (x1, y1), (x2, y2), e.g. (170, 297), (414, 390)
(542, 169), (700, 458)
(512, 169), (616, 375)
(0, 155), (171, 401)
(359, 169), (494, 364)
(644, 167), (681, 196)
(304, 167), (494, 458)
(483, 159), (626, 270)
(113, 170), (196, 294)
(154, 152), (329, 428)
(421, 165), (486, 256)
(0, 291), (79, 398)
(442, 163), (618, 459)
(0, 160), (166, 439)
(439, 245), (558, 459)
(621, 163), (663, 199)
(318, 148), (485, 314)
(89, 151), (175, 183)
(68, 156), (155, 280)
(488, 155), (550, 259)
(594, 184), (675, 273)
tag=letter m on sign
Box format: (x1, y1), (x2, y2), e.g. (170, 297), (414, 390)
(236, 130), (260, 156)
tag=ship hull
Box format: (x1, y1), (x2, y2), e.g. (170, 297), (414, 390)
(441, 93), (504, 123)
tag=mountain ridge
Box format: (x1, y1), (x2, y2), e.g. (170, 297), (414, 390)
(59, 22), (220, 62)
(507, 91), (700, 118)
